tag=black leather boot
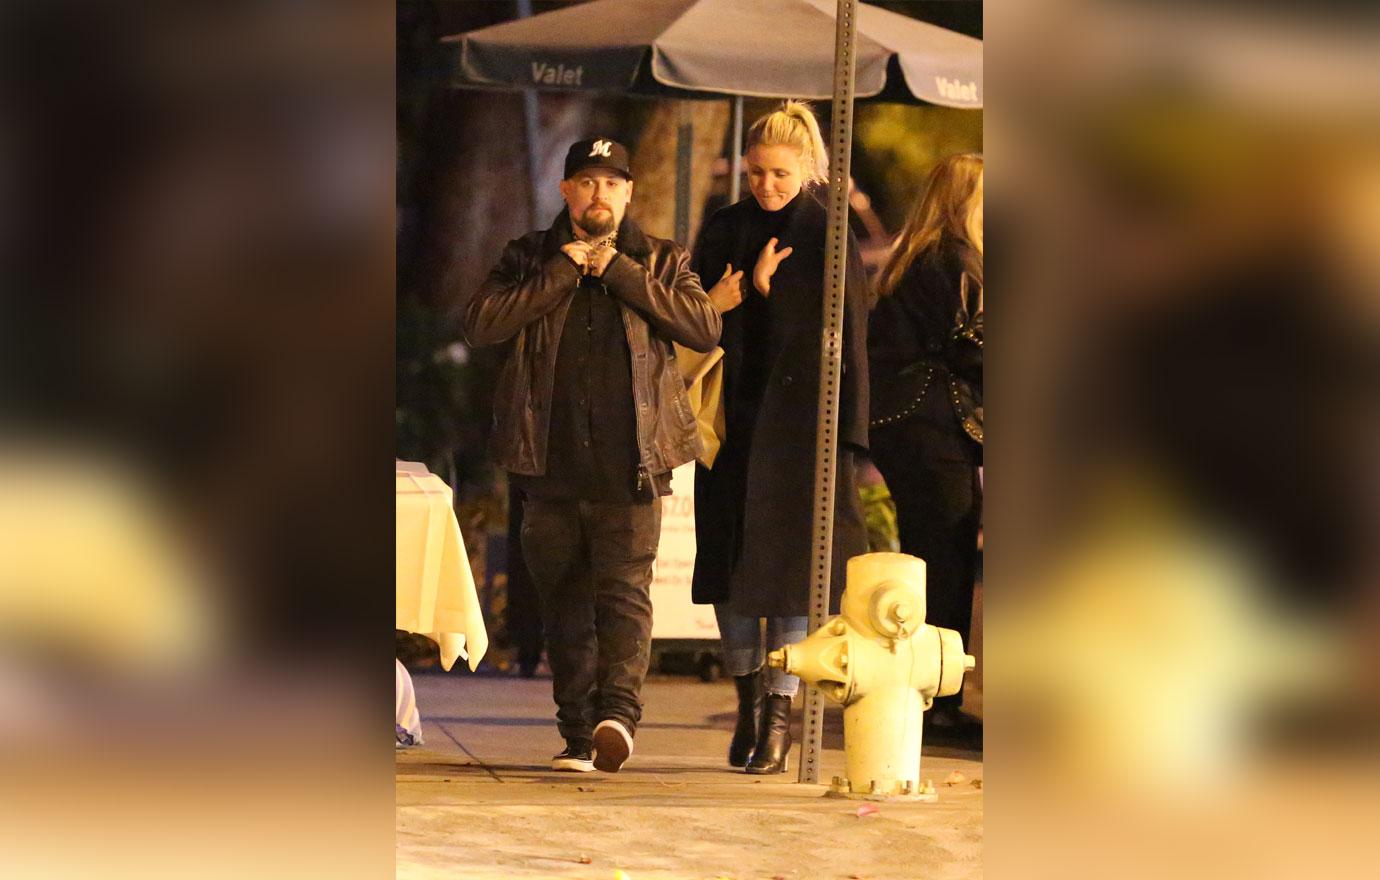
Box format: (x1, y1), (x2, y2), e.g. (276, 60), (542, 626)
(728, 670), (763, 767)
(745, 693), (792, 774)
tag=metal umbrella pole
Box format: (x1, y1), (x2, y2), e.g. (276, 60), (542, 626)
(798, 0), (858, 786)
(516, 0), (543, 229)
(729, 95), (743, 203)
(674, 102), (694, 244)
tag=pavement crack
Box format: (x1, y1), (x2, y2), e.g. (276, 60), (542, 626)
(437, 722), (504, 783)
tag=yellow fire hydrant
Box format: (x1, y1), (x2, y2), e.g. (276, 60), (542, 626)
(767, 552), (974, 801)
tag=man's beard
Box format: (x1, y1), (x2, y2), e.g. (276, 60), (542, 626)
(577, 204), (616, 237)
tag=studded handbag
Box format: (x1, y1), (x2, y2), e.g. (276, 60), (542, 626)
(948, 273), (983, 446)
(870, 273), (982, 444)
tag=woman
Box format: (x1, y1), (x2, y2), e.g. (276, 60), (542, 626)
(867, 154), (983, 727)
(692, 102), (870, 773)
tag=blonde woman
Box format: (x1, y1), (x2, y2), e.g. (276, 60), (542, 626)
(867, 153), (983, 729)
(691, 102), (870, 773)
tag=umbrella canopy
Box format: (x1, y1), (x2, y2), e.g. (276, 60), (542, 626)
(445, 0), (981, 107)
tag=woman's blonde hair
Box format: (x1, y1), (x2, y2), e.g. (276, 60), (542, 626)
(876, 153), (983, 298)
(745, 100), (829, 187)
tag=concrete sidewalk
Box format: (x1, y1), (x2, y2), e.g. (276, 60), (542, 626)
(396, 672), (983, 880)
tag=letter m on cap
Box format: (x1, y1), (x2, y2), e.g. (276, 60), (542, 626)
(589, 140), (613, 157)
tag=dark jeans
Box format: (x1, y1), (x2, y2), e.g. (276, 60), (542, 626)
(505, 485), (544, 673)
(520, 495), (661, 743)
(870, 415), (981, 709)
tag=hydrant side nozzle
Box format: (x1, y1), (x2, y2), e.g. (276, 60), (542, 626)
(767, 648), (787, 670)
(964, 654), (976, 672)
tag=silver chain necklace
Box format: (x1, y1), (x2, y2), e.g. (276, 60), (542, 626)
(588, 231), (617, 251)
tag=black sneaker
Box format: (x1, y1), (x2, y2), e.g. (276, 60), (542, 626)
(552, 742), (594, 772)
(592, 719), (634, 773)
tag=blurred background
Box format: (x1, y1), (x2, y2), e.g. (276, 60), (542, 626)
(0, 0), (1376, 877)
(0, 2), (394, 878)
(985, 2), (1380, 877)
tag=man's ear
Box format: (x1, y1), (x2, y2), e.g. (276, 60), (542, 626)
(558, 179), (573, 203)
(624, 179), (634, 204)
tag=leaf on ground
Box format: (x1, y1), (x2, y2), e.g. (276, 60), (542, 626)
(944, 771), (967, 786)
(971, 778), (983, 789)
(577, 856), (592, 864)
(577, 785), (596, 792)
(855, 803), (881, 818)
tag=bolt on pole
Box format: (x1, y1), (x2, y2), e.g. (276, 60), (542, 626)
(799, 0), (858, 786)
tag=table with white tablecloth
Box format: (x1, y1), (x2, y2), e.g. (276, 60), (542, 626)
(395, 463), (488, 672)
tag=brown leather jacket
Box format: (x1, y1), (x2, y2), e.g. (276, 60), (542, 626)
(463, 211), (721, 482)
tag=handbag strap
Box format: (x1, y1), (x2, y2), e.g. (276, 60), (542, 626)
(957, 272), (983, 325)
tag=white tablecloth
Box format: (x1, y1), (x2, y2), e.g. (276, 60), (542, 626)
(395, 464), (488, 672)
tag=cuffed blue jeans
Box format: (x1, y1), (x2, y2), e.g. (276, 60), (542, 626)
(713, 605), (808, 697)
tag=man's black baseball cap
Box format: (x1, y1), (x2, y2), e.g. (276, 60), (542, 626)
(563, 137), (633, 180)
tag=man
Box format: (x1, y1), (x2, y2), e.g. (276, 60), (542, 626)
(463, 138), (721, 772)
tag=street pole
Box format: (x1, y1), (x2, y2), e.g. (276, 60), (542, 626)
(516, 0), (542, 229)
(729, 95), (743, 204)
(799, 0), (858, 786)
(675, 101), (693, 244)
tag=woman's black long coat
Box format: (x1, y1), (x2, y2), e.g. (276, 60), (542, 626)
(689, 191), (870, 617)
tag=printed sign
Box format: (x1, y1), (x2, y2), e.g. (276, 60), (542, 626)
(650, 462), (719, 640)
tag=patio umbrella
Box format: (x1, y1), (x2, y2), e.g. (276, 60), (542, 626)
(446, 0), (981, 107)
(443, 0), (980, 234)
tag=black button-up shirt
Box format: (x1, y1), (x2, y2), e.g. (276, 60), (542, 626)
(514, 269), (645, 502)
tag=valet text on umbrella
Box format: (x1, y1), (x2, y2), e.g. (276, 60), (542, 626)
(935, 76), (979, 103)
(532, 61), (585, 86)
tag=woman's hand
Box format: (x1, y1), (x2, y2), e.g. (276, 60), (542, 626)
(706, 263), (745, 313)
(753, 237), (793, 296)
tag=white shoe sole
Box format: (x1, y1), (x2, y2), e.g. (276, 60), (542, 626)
(551, 757), (595, 772)
(592, 720), (633, 773)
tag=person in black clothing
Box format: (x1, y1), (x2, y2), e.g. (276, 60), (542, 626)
(867, 153), (983, 727)
(463, 138), (721, 772)
(691, 102), (871, 773)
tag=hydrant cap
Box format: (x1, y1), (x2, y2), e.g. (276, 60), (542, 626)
(844, 553), (927, 632)
(868, 584), (922, 640)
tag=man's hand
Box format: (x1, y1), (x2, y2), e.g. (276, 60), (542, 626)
(560, 241), (594, 272)
(586, 244), (618, 278)
(706, 263), (745, 313)
(753, 236), (794, 296)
